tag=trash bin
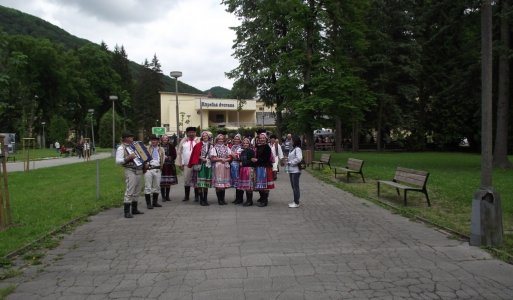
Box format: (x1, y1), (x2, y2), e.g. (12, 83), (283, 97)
(470, 188), (503, 246)
(304, 150), (312, 166)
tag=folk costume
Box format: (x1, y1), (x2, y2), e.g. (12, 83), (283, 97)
(145, 135), (165, 209)
(115, 131), (144, 218)
(269, 137), (284, 180)
(177, 127), (200, 201)
(230, 134), (244, 204)
(210, 134), (232, 205)
(160, 136), (178, 202)
(254, 133), (275, 207)
(188, 131), (213, 206)
(238, 137), (256, 206)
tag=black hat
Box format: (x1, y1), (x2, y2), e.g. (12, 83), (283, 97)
(149, 134), (159, 140)
(122, 131), (135, 139)
(186, 126), (197, 132)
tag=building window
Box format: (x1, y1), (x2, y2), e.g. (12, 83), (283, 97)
(215, 114), (224, 123)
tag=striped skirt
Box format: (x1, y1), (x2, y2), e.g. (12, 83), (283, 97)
(191, 163), (212, 188)
(160, 163), (178, 187)
(212, 161), (231, 188)
(237, 166), (255, 190)
(230, 161), (240, 187)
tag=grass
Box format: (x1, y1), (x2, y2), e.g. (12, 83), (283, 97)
(0, 157), (124, 258)
(7, 147), (111, 161)
(309, 151), (513, 258)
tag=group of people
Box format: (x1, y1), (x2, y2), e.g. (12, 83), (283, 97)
(116, 127), (303, 219)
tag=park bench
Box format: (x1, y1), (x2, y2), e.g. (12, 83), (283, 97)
(311, 153), (331, 169)
(334, 158), (365, 183)
(377, 167), (431, 206)
(5, 155), (16, 162)
(315, 143), (334, 151)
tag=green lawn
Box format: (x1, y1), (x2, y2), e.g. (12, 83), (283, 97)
(309, 151), (513, 257)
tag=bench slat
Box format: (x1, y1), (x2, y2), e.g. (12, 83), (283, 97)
(377, 167), (430, 206)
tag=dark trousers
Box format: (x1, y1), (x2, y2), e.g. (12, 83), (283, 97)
(289, 172), (301, 204)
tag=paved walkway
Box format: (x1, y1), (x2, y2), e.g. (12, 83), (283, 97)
(6, 152), (112, 172)
(4, 168), (513, 299)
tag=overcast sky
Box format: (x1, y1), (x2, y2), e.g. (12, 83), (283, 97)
(0, 0), (240, 91)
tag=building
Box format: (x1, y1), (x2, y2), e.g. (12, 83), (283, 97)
(159, 92), (276, 135)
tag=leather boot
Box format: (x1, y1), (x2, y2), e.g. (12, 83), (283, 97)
(145, 194), (153, 209)
(233, 190), (244, 204)
(216, 190), (224, 205)
(243, 191), (253, 206)
(152, 193), (162, 207)
(132, 201), (144, 214)
(257, 191), (263, 203)
(165, 188), (171, 201)
(203, 189), (210, 206)
(256, 192), (268, 207)
(124, 203), (133, 218)
(194, 188), (199, 202)
(183, 186), (190, 201)
(161, 188), (168, 202)
(221, 190), (227, 205)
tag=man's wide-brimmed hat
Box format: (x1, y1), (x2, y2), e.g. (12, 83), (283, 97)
(122, 131), (135, 139)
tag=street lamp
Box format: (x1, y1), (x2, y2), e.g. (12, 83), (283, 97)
(109, 95), (118, 156)
(88, 109), (95, 154)
(41, 122), (46, 149)
(170, 71), (182, 137)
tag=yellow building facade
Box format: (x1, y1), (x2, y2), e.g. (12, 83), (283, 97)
(159, 92), (276, 135)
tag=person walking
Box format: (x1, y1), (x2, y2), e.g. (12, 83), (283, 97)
(252, 132), (274, 207)
(210, 133), (232, 205)
(160, 135), (178, 202)
(230, 134), (244, 204)
(238, 137), (256, 206)
(188, 131), (213, 206)
(144, 135), (165, 209)
(115, 131), (144, 218)
(269, 134), (284, 181)
(176, 127), (200, 202)
(287, 136), (303, 208)
(282, 133), (293, 156)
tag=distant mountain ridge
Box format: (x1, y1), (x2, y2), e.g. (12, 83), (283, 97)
(0, 4), (227, 94)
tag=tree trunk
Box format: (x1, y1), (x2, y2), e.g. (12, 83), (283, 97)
(493, 0), (513, 168)
(352, 120), (360, 152)
(481, 0), (493, 188)
(377, 97), (383, 151)
(335, 117), (342, 152)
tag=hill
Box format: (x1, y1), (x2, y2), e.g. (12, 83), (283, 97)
(205, 86), (231, 98)
(0, 5), (207, 94)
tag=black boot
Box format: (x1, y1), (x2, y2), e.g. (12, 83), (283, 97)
(273, 171), (278, 181)
(256, 192), (268, 207)
(183, 186), (191, 201)
(257, 191), (263, 203)
(161, 188), (168, 202)
(203, 189), (209, 206)
(124, 203), (133, 218)
(194, 188), (199, 202)
(166, 188), (171, 202)
(132, 201), (144, 214)
(216, 190), (225, 205)
(243, 191), (253, 206)
(233, 190), (244, 204)
(145, 194), (153, 209)
(152, 193), (162, 207)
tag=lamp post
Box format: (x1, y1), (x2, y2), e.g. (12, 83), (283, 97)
(170, 71), (182, 137)
(88, 109), (95, 154)
(109, 95), (118, 156)
(41, 122), (45, 149)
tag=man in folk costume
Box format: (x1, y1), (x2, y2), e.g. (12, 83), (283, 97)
(176, 127), (200, 202)
(269, 134), (284, 181)
(115, 131), (144, 218)
(251, 132), (275, 207)
(144, 135), (165, 209)
(188, 131), (213, 206)
(160, 135), (178, 202)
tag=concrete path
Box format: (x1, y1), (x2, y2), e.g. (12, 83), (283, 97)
(4, 168), (513, 299)
(5, 152), (112, 172)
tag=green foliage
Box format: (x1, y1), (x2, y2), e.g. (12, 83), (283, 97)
(98, 108), (123, 148)
(206, 86), (232, 98)
(47, 115), (68, 145)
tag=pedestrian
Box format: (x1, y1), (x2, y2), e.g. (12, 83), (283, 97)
(286, 136), (303, 208)
(269, 134), (284, 181)
(210, 133), (232, 205)
(188, 131), (213, 206)
(230, 134), (244, 204)
(176, 127), (200, 202)
(115, 131), (144, 218)
(282, 133), (293, 156)
(83, 140), (90, 161)
(144, 134), (165, 209)
(160, 134), (178, 202)
(238, 137), (256, 206)
(251, 132), (274, 207)
(54, 141), (60, 153)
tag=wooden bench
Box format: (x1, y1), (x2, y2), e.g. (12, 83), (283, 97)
(311, 153), (331, 169)
(377, 167), (430, 206)
(334, 158), (365, 183)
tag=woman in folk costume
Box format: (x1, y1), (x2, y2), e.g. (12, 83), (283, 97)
(251, 132), (275, 207)
(230, 134), (244, 204)
(188, 131), (213, 206)
(238, 137), (256, 206)
(159, 135), (178, 202)
(210, 133), (232, 205)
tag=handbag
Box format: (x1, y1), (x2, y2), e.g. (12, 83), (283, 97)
(298, 159), (306, 170)
(193, 164), (201, 171)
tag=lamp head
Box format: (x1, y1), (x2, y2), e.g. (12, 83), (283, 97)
(170, 71), (182, 78)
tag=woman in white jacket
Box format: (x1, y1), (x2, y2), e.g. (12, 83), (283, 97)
(286, 136), (303, 208)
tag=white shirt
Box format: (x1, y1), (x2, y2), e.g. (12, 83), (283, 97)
(177, 137), (199, 166)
